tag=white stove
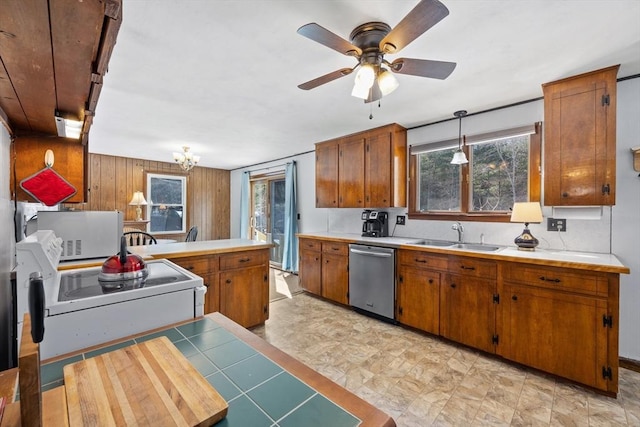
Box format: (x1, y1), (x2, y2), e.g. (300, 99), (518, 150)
(16, 230), (205, 359)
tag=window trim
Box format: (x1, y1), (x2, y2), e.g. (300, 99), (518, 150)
(408, 122), (541, 222)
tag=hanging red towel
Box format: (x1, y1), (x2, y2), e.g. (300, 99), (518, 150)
(20, 167), (77, 206)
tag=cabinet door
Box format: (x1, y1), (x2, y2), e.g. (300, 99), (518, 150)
(501, 283), (609, 390)
(397, 266), (440, 335)
(202, 273), (219, 314)
(365, 131), (391, 207)
(543, 66), (618, 206)
(315, 142), (339, 207)
(338, 136), (365, 208)
(321, 252), (349, 304)
(220, 265), (268, 328)
(441, 273), (496, 353)
(299, 249), (322, 295)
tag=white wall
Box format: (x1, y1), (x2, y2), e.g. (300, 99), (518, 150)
(612, 78), (640, 360)
(230, 78), (640, 360)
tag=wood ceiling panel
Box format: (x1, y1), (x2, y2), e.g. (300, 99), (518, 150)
(50, 0), (105, 120)
(0, 58), (29, 130)
(0, 0), (56, 134)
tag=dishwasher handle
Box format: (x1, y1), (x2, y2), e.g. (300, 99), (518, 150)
(350, 248), (393, 258)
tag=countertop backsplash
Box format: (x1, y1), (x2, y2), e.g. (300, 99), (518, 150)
(325, 206), (613, 254)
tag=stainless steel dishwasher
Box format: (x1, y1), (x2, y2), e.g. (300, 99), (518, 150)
(348, 244), (395, 321)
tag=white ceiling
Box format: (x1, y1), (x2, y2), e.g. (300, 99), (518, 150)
(88, 0), (640, 170)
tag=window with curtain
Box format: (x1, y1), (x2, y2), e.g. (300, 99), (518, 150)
(410, 123), (541, 221)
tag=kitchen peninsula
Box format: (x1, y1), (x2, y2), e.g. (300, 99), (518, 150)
(128, 239), (273, 328)
(298, 232), (629, 396)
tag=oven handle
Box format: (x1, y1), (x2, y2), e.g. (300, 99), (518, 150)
(349, 248), (393, 258)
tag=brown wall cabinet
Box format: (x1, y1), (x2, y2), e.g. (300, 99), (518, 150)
(169, 248), (269, 328)
(543, 65), (619, 206)
(315, 123), (407, 208)
(298, 238), (349, 305)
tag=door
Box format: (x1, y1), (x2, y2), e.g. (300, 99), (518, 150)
(250, 174), (286, 265)
(397, 265), (440, 335)
(220, 265), (268, 328)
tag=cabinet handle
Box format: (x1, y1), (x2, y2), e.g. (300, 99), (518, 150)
(450, 283), (457, 288)
(460, 266), (475, 271)
(562, 192), (569, 198)
(414, 258), (427, 263)
(226, 279), (232, 284)
(512, 295), (518, 301)
(331, 247), (340, 251)
(239, 258), (251, 263)
(428, 279), (434, 284)
(539, 276), (561, 283)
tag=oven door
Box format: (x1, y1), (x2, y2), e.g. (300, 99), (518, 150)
(41, 288), (203, 359)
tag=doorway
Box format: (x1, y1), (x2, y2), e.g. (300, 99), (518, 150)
(250, 173), (285, 266)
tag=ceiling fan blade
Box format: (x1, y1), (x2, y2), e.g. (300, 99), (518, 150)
(390, 58), (456, 80)
(297, 23), (362, 56)
(380, 0), (449, 54)
(298, 68), (355, 90)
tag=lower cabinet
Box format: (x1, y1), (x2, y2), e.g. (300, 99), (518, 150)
(440, 257), (498, 354)
(499, 263), (616, 393)
(396, 250), (446, 335)
(298, 238), (349, 305)
(169, 248), (269, 328)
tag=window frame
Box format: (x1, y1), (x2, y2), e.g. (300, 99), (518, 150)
(408, 122), (541, 222)
(145, 172), (188, 234)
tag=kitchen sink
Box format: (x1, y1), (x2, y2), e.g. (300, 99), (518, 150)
(414, 239), (458, 247)
(450, 243), (502, 252)
(413, 240), (503, 252)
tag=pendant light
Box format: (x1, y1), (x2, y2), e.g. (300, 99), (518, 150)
(451, 110), (469, 165)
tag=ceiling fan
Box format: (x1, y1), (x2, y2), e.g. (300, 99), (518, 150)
(297, 0), (456, 103)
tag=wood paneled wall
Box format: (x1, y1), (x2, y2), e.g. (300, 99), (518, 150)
(61, 153), (230, 241)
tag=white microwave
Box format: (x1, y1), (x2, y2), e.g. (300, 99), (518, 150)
(37, 211), (123, 260)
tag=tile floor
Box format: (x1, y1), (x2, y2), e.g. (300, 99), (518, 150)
(251, 293), (640, 426)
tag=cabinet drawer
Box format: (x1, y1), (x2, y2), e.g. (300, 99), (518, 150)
(299, 238), (321, 252)
(169, 256), (212, 275)
(448, 257), (496, 279)
(322, 242), (348, 256)
(503, 263), (607, 296)
(220, 250), (268, 270)
(398, 250), (448, 270)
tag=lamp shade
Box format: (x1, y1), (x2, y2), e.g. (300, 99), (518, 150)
(510, 202), (543, 224)
(129, 191), (148, 206)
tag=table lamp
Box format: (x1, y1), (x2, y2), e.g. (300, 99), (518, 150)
(510, 202), (543, 251)
(129, 191), (148, 221)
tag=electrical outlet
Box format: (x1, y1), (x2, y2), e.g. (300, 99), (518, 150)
(396, 215), (406, 225)
(547, 218), (567, 232)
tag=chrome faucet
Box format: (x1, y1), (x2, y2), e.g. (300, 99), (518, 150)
(452, 222), (464, 243)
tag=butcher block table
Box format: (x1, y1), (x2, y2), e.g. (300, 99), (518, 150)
(63, 336), (227, 426)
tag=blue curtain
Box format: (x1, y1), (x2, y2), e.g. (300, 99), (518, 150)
(239, 171), (250, 239)
(282, 162), (298, 271)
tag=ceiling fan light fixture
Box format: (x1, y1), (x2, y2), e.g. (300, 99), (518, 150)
(378, 68), (399, 96)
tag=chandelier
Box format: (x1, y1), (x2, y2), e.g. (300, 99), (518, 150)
(172, 146), (200, 171)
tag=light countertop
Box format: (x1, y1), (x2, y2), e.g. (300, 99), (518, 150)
(297, 232), (630, 274)
(128, 239), (273, 259)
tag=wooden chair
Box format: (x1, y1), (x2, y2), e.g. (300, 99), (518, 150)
(185, 226), (198, 242)
(123, 231), (157, 246)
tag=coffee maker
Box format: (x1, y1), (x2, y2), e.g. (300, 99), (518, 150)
(361, 210), (389, 237)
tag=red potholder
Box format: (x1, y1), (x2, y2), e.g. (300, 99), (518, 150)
(20, 167), (77, 206)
